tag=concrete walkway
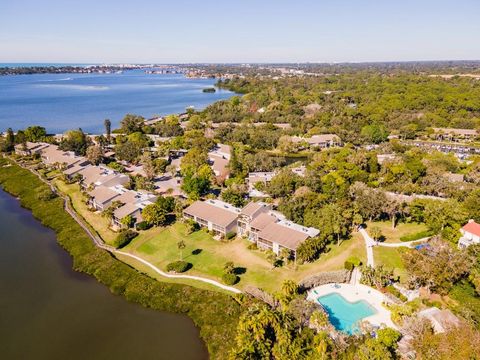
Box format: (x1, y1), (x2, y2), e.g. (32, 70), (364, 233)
(19, 160), (242, 294)
(359, 226), (430, 268)
(359, 228), (375, 267)
(376, 238), (430, 248)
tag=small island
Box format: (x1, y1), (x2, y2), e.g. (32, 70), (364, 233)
(202, 87), (216, 93)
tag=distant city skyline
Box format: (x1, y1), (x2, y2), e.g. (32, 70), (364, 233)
(2, 0), (479, 63)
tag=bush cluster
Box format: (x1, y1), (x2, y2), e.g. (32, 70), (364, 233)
(166, 260), (190, 273)
(222, 273), (239, 285)
(114, 229), (138, 248)
(225, 231), (236, 240)
(135, 221), (151, 231)
(344, 256), (363, 270)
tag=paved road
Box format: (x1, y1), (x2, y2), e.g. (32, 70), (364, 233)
(19, 160), (242, 294)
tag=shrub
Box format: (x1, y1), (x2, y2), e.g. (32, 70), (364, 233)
(166, 260), (190, 273)
(136, 221), (151, 231)
(347, 256), (362, 267)
(345, 256), (362, 269)
(247, 242), (258, 250)
(400, 230), (434, 242)
(114, 229), (138, 248)
(225, 231), (236, 240)
(37, 188), (57, 201)
(385, 285), (408, 302)
(185, 219), (199, 234)
(222, 273), (239, 285)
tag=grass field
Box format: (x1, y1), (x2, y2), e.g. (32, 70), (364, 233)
(54, 179), (368, 293)
(373, 246), (408, 282)
(124, 222), (367, 293)
(366, 220), (429, 243)
(55, 180), (118, 245)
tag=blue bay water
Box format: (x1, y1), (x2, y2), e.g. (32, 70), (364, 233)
(0, 70), (233, 133)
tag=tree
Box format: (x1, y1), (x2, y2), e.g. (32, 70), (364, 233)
(280, 279), (298, 305)
(370, 226), (383, 242)
(402, 238), (472, 293)
(60, 129), (90, 155)
(223, 261), (235, 274)
(423, 199), (467, 242)
(376, 328), (401, 351)
(384, 199), (402, 229)
(266, 251), (278, 269)
(141, 203), (167, 226)
(115, 141), (142, 163)
(140, 152), (156, 180)
(267, 169), (299, 198)
(356, 338), (393, 360)
(180, 148), (209, 174)
(5, 128), (15, 152)
(464, 189), (480, 223)
(296, 237), (327, 263)
(177, 240), (186, 260)
(120, 114), (145, 134)
(360, 265), (395, 288)
(181, 164), (212, 200)
(120, 215), (134, 228)
(361, 124), (389, 144)
(279, 248), (292, 263)
(86, 145), (103, 165)
(309, 310), (330, 333)
(24, 126), (46, 142)
(221, 185), (247, 207)
(104, 119), (111, 143)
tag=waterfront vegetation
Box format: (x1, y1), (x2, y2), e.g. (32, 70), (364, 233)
(0, 158), (241, 359)
(4, 65), (480, 357)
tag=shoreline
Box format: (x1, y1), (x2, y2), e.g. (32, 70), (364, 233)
(0, 157), (241, 359)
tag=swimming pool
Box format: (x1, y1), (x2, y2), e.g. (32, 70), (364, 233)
(316, 292), (376, 334)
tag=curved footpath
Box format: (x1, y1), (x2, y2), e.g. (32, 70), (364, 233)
(358, 226), (430, 267)
(20, 161), (242, 294)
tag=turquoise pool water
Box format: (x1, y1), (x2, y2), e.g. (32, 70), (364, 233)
(316, 293), (376, 334)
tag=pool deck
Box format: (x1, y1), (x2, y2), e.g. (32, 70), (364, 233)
(307, 283), (397, 330)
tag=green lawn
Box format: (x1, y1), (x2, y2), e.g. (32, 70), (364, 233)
(55, 180), (118, 245)
(124, 222), (367, 293)
(54, 179), (369, 293)
(373, 246), (408, 282)
(366, 220), (429, 243)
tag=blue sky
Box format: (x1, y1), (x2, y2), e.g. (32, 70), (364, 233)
(1, 0), (479, 63)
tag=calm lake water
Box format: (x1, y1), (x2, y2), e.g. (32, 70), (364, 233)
(0, 70), (233, 133)
(0, 189), (208, 360)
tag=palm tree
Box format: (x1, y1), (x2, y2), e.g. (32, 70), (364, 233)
(104, 119), (111, 143)
(177, 240), (186, 260)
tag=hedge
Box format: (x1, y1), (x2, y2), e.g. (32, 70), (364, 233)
(0, 158), (241, 360)
(299, 270), (352, 291)
(400, 230), (434, 242)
